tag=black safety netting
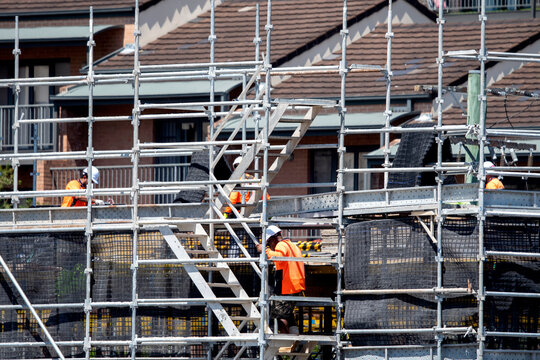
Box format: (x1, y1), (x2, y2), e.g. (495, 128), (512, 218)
(484, 217), (540, 350)
(344, 217), (540, 349)
(388, 121), (456, 188)
(0, 229), (261, 358)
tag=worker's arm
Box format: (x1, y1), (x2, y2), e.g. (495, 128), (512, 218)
(265, 244), (286, 259)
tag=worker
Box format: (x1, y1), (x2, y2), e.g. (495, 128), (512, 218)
(61, 166), (104, 207)
(224, 156), (269, 218)
(256, 225), (305, 334)
(484, 161), (504, 189)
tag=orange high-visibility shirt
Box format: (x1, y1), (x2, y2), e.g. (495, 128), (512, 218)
(486, 177), (504, 190)
(265, 239), (305, 294)
(61, 180), (87, 207)
(224, 174), (270, 215)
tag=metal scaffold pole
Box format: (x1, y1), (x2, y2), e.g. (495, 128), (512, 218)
(12, 16), (20, 209)
(336, 0), (349, 359)
(207, 0), (216, 357)
(131, 1), (142, 358)
(84, 7), (95, 360)
(477, 0), (488, 358)
(382, 0), (393, 194)
(259, 1), (273, 359)
(435, 1), (446, 358)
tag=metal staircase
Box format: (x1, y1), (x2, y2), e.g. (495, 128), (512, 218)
(158, 225), (261, 339)
(209, 101), (323, 220)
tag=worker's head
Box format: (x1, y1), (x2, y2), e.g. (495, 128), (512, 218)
(484, 161), (495, 180)
(82, 166), (100, 185)
(265, 225), (282, 250)
(233, 156), (242, 169)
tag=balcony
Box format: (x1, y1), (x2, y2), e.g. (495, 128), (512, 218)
(434, 0), (540, 13)
(0, 104), (56, 152)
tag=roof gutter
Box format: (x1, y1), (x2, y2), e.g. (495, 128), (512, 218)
(0, 0), (161, 21)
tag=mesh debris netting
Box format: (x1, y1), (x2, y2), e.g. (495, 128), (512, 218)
(0, 229), (261, 358)
(344, 217), (540, 349)
(388, 121), (456, 188)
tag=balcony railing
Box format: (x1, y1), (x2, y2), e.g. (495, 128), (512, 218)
(51, 163), (190, 205)
(444, 0), (538, 12)
(0, 104), (56, 152)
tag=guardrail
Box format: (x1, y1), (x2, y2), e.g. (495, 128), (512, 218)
(50, 163), (189, 205)
(0, 104), (55, 151)
(443, 0), (536, 12)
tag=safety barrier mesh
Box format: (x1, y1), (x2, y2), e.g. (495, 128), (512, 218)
(0, 229), (261, 358)
(344, 217), (540, 349)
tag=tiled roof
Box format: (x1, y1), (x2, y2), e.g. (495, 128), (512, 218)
(444, 62), (540, 128)
(97, 0), (388, 70)
(272, 20), (540, 99)
(0, 1), (152, 14)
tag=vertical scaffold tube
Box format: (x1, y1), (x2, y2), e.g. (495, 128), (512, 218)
(12, 17), (20, 209)
(435, 1), (446, 359)
(383, 0), (393, 196)
(130, 1), (141, 359)
(84, 8), (95, 360)
(207, 1), (216, 358)
(259, 1), (272, 359)
(477, 0), (488, 358)
(254, 3), (262, 179)
(336, 1), (348, 359)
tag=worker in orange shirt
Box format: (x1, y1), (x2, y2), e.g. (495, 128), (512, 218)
(224, 156), (269, 218)
(257, 225), (305, 334)
(61, 166), (104, 207)
(484, 161), (504, 189)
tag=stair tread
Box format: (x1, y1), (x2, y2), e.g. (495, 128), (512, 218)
(279, 117), (312, 123)
(185, 249), (219, 254)
(230, 316), (260, 320)
(196, 266), (231, 271)
(208, 282), (242, 287)
(176, 233), (208, 239)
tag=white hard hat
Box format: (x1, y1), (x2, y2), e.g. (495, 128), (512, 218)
(233, 156), (242, 167)
(266, 225), (282, 241)
(484, 161), (495, 168)
(83, 166), (100, 184)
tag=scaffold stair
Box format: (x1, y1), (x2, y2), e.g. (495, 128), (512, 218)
(158, 224), (264, 339)
(208, 101), (322, 220)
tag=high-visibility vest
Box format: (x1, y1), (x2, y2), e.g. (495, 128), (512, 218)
(265, 239), (305, 294)
(224, 173), (269, 215)
(61, 180), (87, 207)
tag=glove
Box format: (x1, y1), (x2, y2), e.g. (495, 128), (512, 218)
(94, 199), (105, 205)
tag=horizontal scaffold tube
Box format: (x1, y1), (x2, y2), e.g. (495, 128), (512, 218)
(343, 125), (471, 134)
(341, 327), (474, 335)
(341, 166), (470, 174)
(341, 287), (473, 295)
(140, 99), (262, 109)
(486, 170), (540, 178)
(0, 335), (259, 348)
(485, 250), (540, 258)
(269, 256), (337, 264)
(485, 291), (540, 298)
(486, 331), (540, 338)
(139, 258), (259, 264)
(140, 60), (263, 70)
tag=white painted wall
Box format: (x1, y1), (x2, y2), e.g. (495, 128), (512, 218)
(139, 0), (223, 46)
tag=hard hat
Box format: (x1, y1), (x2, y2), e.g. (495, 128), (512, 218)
(484, 161), (495, 168)
(265, 225), (282, 241)
(82, 166), (100, 184)
(233, 156), (242, 167)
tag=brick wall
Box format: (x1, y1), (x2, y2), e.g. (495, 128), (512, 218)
(0, 27), (126, 76)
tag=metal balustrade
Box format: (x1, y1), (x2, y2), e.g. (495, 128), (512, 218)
(0, 104), (55, 151)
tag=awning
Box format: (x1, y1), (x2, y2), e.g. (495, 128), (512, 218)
(0, 25), (117, 43)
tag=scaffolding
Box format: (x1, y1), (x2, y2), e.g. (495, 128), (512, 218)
(0, 0), (538, 359)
